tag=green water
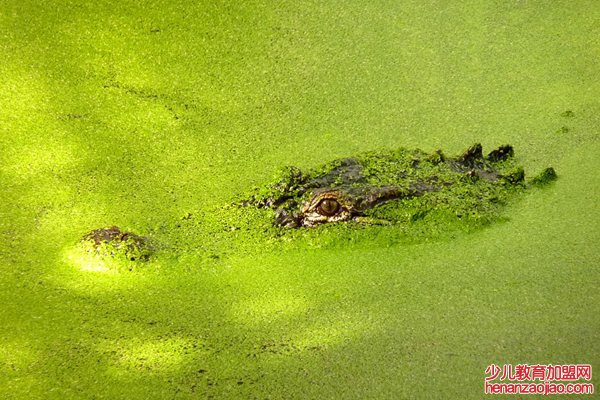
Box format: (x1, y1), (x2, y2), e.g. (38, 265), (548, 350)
(1, 1), (598, 398)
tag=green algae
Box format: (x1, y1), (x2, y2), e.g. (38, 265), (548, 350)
(1, 1), (599, 399)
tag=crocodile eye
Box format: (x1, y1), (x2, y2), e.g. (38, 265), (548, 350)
(316, 198), (341, 217)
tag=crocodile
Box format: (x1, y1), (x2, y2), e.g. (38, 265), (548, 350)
(80, 144), (556, 260)
(241, 143), (556, 228)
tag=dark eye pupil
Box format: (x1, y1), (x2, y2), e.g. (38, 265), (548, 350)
(318, 199), (340, 216)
